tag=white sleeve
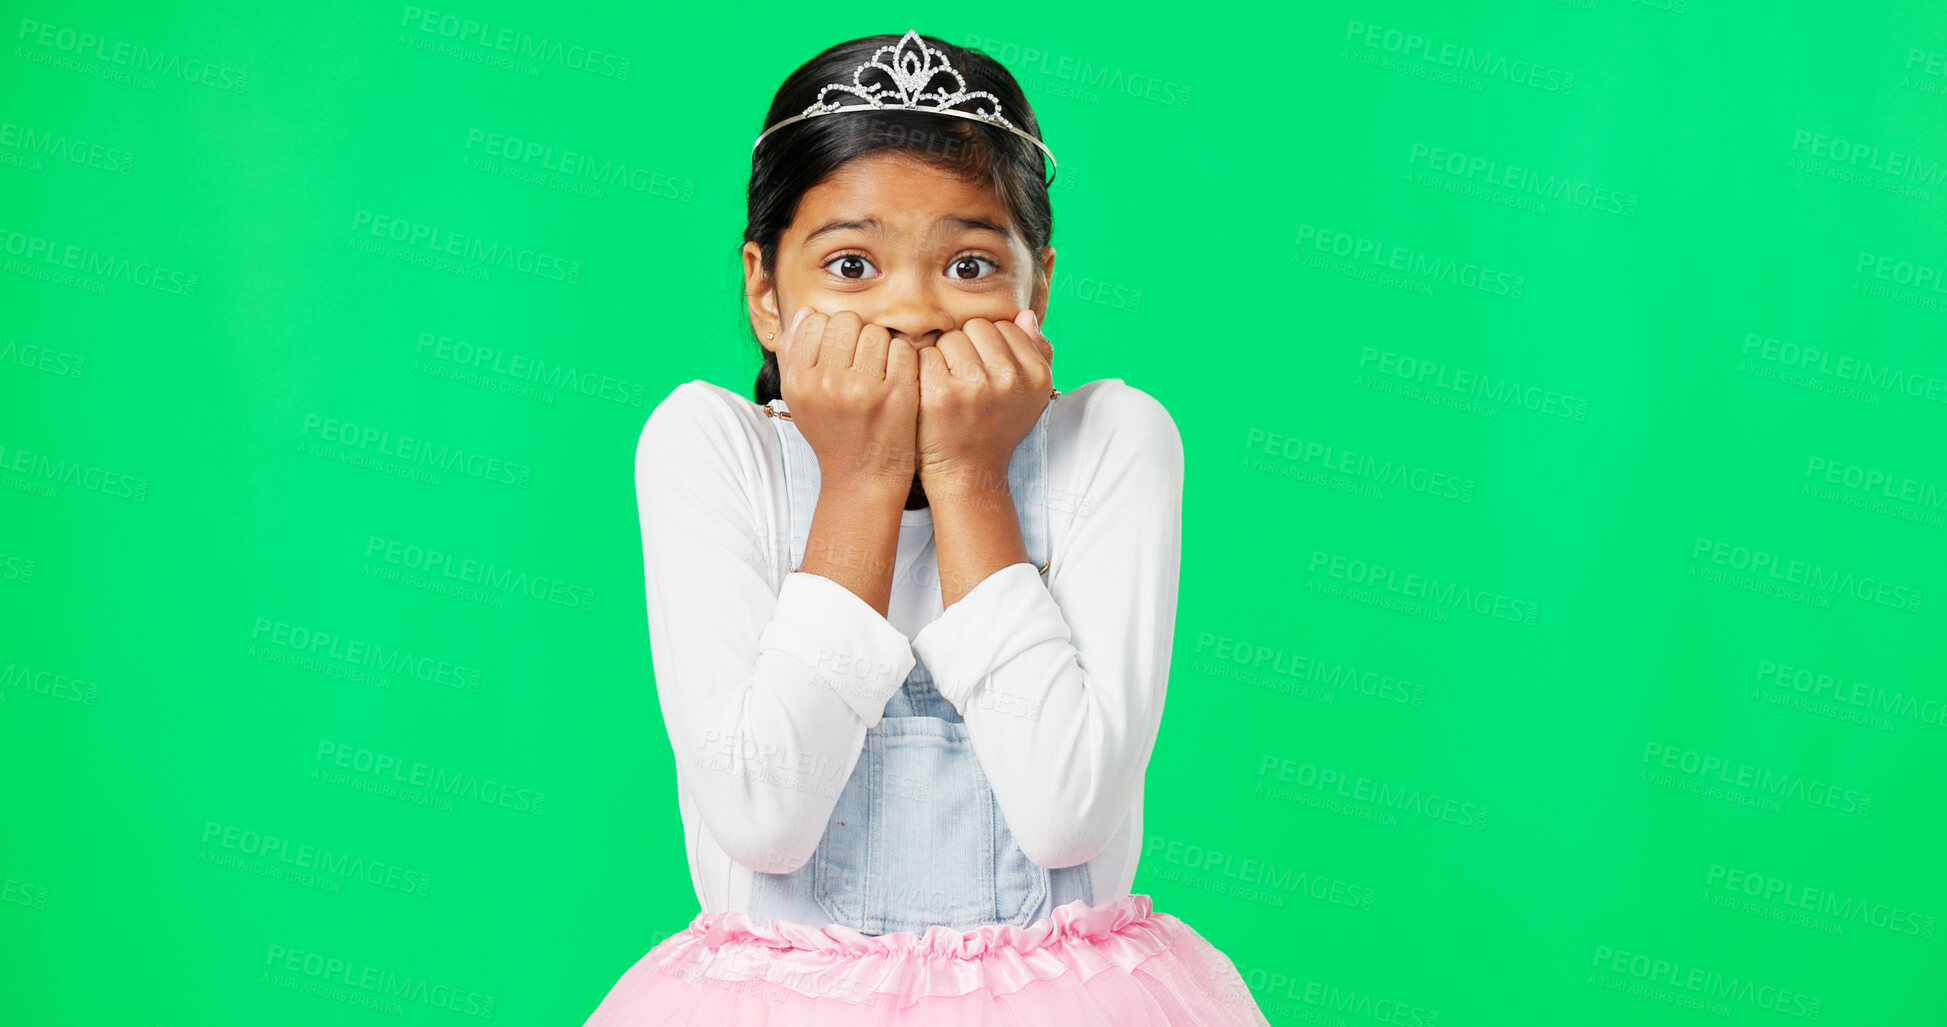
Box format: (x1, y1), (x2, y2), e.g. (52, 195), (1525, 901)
(908, 383), (1183, 869)
(637, 381), (916, 874)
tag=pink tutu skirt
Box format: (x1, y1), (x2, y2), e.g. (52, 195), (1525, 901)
(580, 893), (1269, 1026)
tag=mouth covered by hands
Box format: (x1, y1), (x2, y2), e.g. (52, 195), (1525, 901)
(776, 306), (1054, 496)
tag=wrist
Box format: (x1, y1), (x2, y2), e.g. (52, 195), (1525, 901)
(919, 459), (1012, 507)
(822, 469), (915, 499)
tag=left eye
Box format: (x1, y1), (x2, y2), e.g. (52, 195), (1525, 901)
(948, 256), (999, 280)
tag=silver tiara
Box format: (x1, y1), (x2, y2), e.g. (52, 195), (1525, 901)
(751, 29), (1057, 180)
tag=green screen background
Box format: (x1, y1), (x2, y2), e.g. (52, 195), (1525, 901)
(4, 2), (1943, 1024)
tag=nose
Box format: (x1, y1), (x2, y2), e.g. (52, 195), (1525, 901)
(872, 275), (954, 349)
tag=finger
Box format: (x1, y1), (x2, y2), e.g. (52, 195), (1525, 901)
(933, 328), (979, 381)
(783, 307), (823, 372)
(855, 322), (892, 379)
(821, 309), (866, 369)
(916, 344), (949, 397)
(991, 320), (1050, 387)
(960, 318), (1020, 385)
(887, 337), (920, 391)
(1015, 308), (1053, 365)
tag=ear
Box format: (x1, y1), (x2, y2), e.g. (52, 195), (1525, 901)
(743, 241), (782, 355)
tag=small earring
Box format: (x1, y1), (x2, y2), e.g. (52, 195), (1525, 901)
(767, 328), (776, 341)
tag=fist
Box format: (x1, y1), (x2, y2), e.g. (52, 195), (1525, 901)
(914, 309), (1054, 493)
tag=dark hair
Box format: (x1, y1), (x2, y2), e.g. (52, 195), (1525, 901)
(741, 32), (1056, 404)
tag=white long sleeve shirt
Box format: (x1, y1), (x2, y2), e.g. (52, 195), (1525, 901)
(633, 375), (1184, 918)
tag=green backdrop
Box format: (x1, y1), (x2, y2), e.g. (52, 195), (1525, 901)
(4, 2), (1943, 1024)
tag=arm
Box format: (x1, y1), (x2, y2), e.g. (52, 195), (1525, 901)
(800, 476), (912, 619)
(911, 383), (1184, 869)
(636, 382), (915, 874)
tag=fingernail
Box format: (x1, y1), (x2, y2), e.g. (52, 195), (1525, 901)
(1026, 310), (1041, 333)
(791, 305), (811, 330)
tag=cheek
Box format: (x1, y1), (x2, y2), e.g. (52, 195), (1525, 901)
(1000, 273), (1036, 308)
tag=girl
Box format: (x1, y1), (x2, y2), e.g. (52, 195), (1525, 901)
(582, 30), (1271, 1026)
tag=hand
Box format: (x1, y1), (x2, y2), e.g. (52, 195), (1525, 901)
(777, 306), (921, 495)
(914, 309), (1054, 497)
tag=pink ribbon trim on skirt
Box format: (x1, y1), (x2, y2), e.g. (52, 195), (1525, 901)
(657, 893), (1176, 1004)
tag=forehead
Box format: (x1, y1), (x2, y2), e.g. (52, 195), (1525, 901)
(790, 152), (1015, 244)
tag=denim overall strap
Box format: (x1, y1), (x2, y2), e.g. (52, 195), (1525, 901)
(745, 397), (1092, 934)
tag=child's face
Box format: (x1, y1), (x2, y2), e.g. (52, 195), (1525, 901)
(744, 150), (1054, 354)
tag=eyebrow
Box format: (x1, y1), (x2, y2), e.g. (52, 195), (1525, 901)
(802, 215), (1013, 245)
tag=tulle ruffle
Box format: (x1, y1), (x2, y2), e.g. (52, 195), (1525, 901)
(581, 893), (1269, 1026)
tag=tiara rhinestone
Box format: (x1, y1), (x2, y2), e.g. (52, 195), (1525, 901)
(809, 29), (1012, 126)
(752, 30), (1057, 181)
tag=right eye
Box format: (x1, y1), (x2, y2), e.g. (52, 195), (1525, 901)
(824, 252), (878, 280)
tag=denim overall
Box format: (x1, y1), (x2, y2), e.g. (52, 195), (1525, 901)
(747, 395), (1093, 936)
